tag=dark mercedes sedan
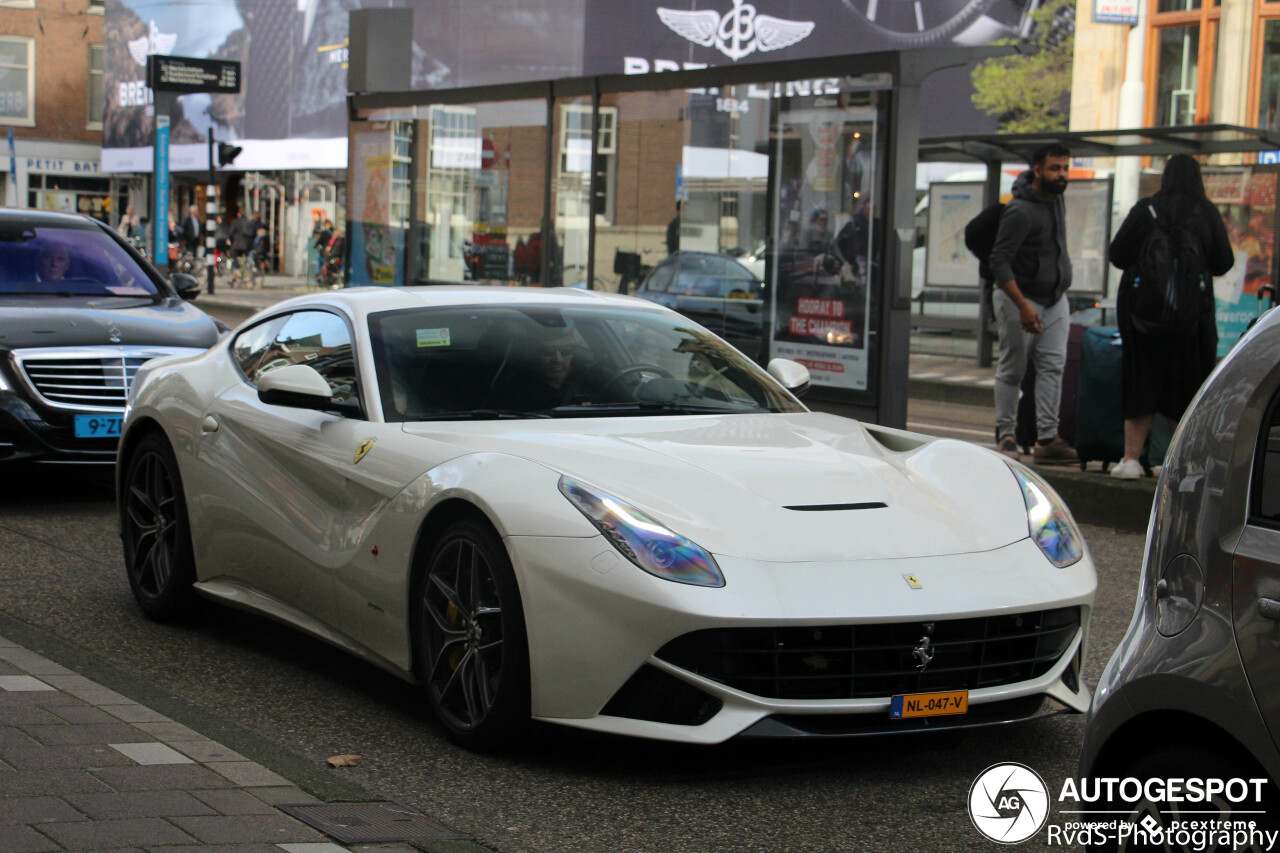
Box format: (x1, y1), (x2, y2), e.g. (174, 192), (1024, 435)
(0, 210), (221, 466)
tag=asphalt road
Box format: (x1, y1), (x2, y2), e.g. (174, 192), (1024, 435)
(0, 468), (1145, 853)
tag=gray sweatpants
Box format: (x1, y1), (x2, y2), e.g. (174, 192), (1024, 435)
(993, 289), (1070, 444)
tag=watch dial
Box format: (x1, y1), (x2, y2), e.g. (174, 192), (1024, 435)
(841, 0), (998, 45)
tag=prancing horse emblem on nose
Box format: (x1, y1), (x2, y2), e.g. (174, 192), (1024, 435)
(913, 636), (934, 672)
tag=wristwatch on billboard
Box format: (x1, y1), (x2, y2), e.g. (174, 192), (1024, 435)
(840, 0), (1042, 47)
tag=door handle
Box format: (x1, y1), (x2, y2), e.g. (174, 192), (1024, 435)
(1257, 598), (1280, 621)
(201, 415), (220, 434)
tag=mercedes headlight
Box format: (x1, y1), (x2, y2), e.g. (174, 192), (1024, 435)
(558, 475), (725, 588)
(1010, 465), (1083, 568)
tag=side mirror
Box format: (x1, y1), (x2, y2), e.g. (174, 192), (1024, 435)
(766, 358), (810, 397)
(257, 364), (335, 410)
(171, 272), (201, 301)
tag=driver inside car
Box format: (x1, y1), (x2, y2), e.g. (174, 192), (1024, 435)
(491, 320), (598, 411)
(35, 241), (71, 283)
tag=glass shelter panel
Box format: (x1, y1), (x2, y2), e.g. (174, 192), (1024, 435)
(600, 84), (773, 361)
(415, 99), (547, 286)
(553, 96), (593, 287)
(769, 79), (888, 396)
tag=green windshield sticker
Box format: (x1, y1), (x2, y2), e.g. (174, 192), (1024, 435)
(417, 328), (451, 348)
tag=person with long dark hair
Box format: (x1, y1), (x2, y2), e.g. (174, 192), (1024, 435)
(1107, 153), (1234, 479)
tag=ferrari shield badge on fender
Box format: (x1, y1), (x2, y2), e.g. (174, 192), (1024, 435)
(903, 574), (922, 590)
(354, 439), (376, 465)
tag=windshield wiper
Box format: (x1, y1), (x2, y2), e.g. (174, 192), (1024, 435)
(550, 401), (764, 417)
(419, 408), (553, 421)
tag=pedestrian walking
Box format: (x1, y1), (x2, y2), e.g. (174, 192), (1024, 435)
(988, 142), (1078, 464)
(181, 205), (202, 254)
(229, 209), (255, 258)
(314, 218), (334, 279)
(1106, 153), (1234, 479)
(214, 214), (231, 254)
(118, 205), (140, 239)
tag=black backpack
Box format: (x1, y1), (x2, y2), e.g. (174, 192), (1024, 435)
(963, 202), (1005, 283)
(1129, 203), (1207, 337)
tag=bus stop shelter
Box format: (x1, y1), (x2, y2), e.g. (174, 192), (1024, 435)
(347, 11), (1018, 429)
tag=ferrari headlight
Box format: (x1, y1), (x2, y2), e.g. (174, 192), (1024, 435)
(1010, 465), (1083, 568)
(558, 475), (725, 588)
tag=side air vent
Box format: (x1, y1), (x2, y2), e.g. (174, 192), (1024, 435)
(783, 502), (887, 512)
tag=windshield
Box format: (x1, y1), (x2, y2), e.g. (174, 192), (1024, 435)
(369, 304), (805, 421)
(0, 225), (161, 298)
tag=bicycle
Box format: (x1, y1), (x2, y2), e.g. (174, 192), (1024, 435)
(173, 249), (200, 276)
(219, 252), (264, 289)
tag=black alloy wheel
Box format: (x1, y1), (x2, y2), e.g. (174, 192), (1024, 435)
(417, 519), (529, 749)
(120, 432), (198, 620)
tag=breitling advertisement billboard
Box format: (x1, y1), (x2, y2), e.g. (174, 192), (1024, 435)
(103, 0), (1042, 174)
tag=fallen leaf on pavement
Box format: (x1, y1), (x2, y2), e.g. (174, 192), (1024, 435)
(327, 754), (362, 767)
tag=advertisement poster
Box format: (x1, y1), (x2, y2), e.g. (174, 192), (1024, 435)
(102, 0), (583, 173)
(925, 181), (983, 287)
(769, 93), (884, 395)
(348, 123), (403, 287)
(1206, 169), (1276, 356)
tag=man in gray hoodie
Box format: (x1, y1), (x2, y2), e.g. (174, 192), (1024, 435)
(988, 143), (1078, 464)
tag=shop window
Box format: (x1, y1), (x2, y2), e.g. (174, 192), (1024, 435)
(27, 174), (114, 223)
(88, 0), (104, 12)
(88, 44), (103, 130)
(1156, 25), (1200, 125)
(0, 36), (34, 127)
(1158, 0), (1201, 10)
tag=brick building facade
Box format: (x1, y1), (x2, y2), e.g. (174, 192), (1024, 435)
(0, 0), (116, 222)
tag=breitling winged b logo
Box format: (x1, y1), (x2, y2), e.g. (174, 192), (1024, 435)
(657, 0), (815, 62)
(127, 21), (179, 68)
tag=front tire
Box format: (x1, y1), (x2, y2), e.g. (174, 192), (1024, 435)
(120, 432), (198, 621)
(415, 519), (529, 749)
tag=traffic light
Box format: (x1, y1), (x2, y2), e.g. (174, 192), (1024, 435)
(217, 142), (242, 167)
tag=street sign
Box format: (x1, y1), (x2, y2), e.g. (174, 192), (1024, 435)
(154, 114), (170, 263)
(1261, 151), (1280, 165)
(146, 55), (240, 94)
(1094, 0), (1139, 25)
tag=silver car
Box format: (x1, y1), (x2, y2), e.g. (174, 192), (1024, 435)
(1079, 306), (1280, 833)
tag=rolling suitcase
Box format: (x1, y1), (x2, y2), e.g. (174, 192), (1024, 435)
(1075, 326), (1169, 473)
(1015, 323), (1082, 454)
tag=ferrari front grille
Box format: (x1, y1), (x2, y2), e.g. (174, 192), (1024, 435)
(655, 607), (1080, 701)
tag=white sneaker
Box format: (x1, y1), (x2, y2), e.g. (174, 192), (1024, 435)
(1110, 458), (1143, 480)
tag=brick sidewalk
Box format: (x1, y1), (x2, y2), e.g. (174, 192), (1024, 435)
(0, 632), (369, 853)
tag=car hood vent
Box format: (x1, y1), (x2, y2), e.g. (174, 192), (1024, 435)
(783, 502), (887, 512)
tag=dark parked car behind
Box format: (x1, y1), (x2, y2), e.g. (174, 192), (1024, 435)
(633, 251), (766, 361)
(0, 210), (222, 466)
